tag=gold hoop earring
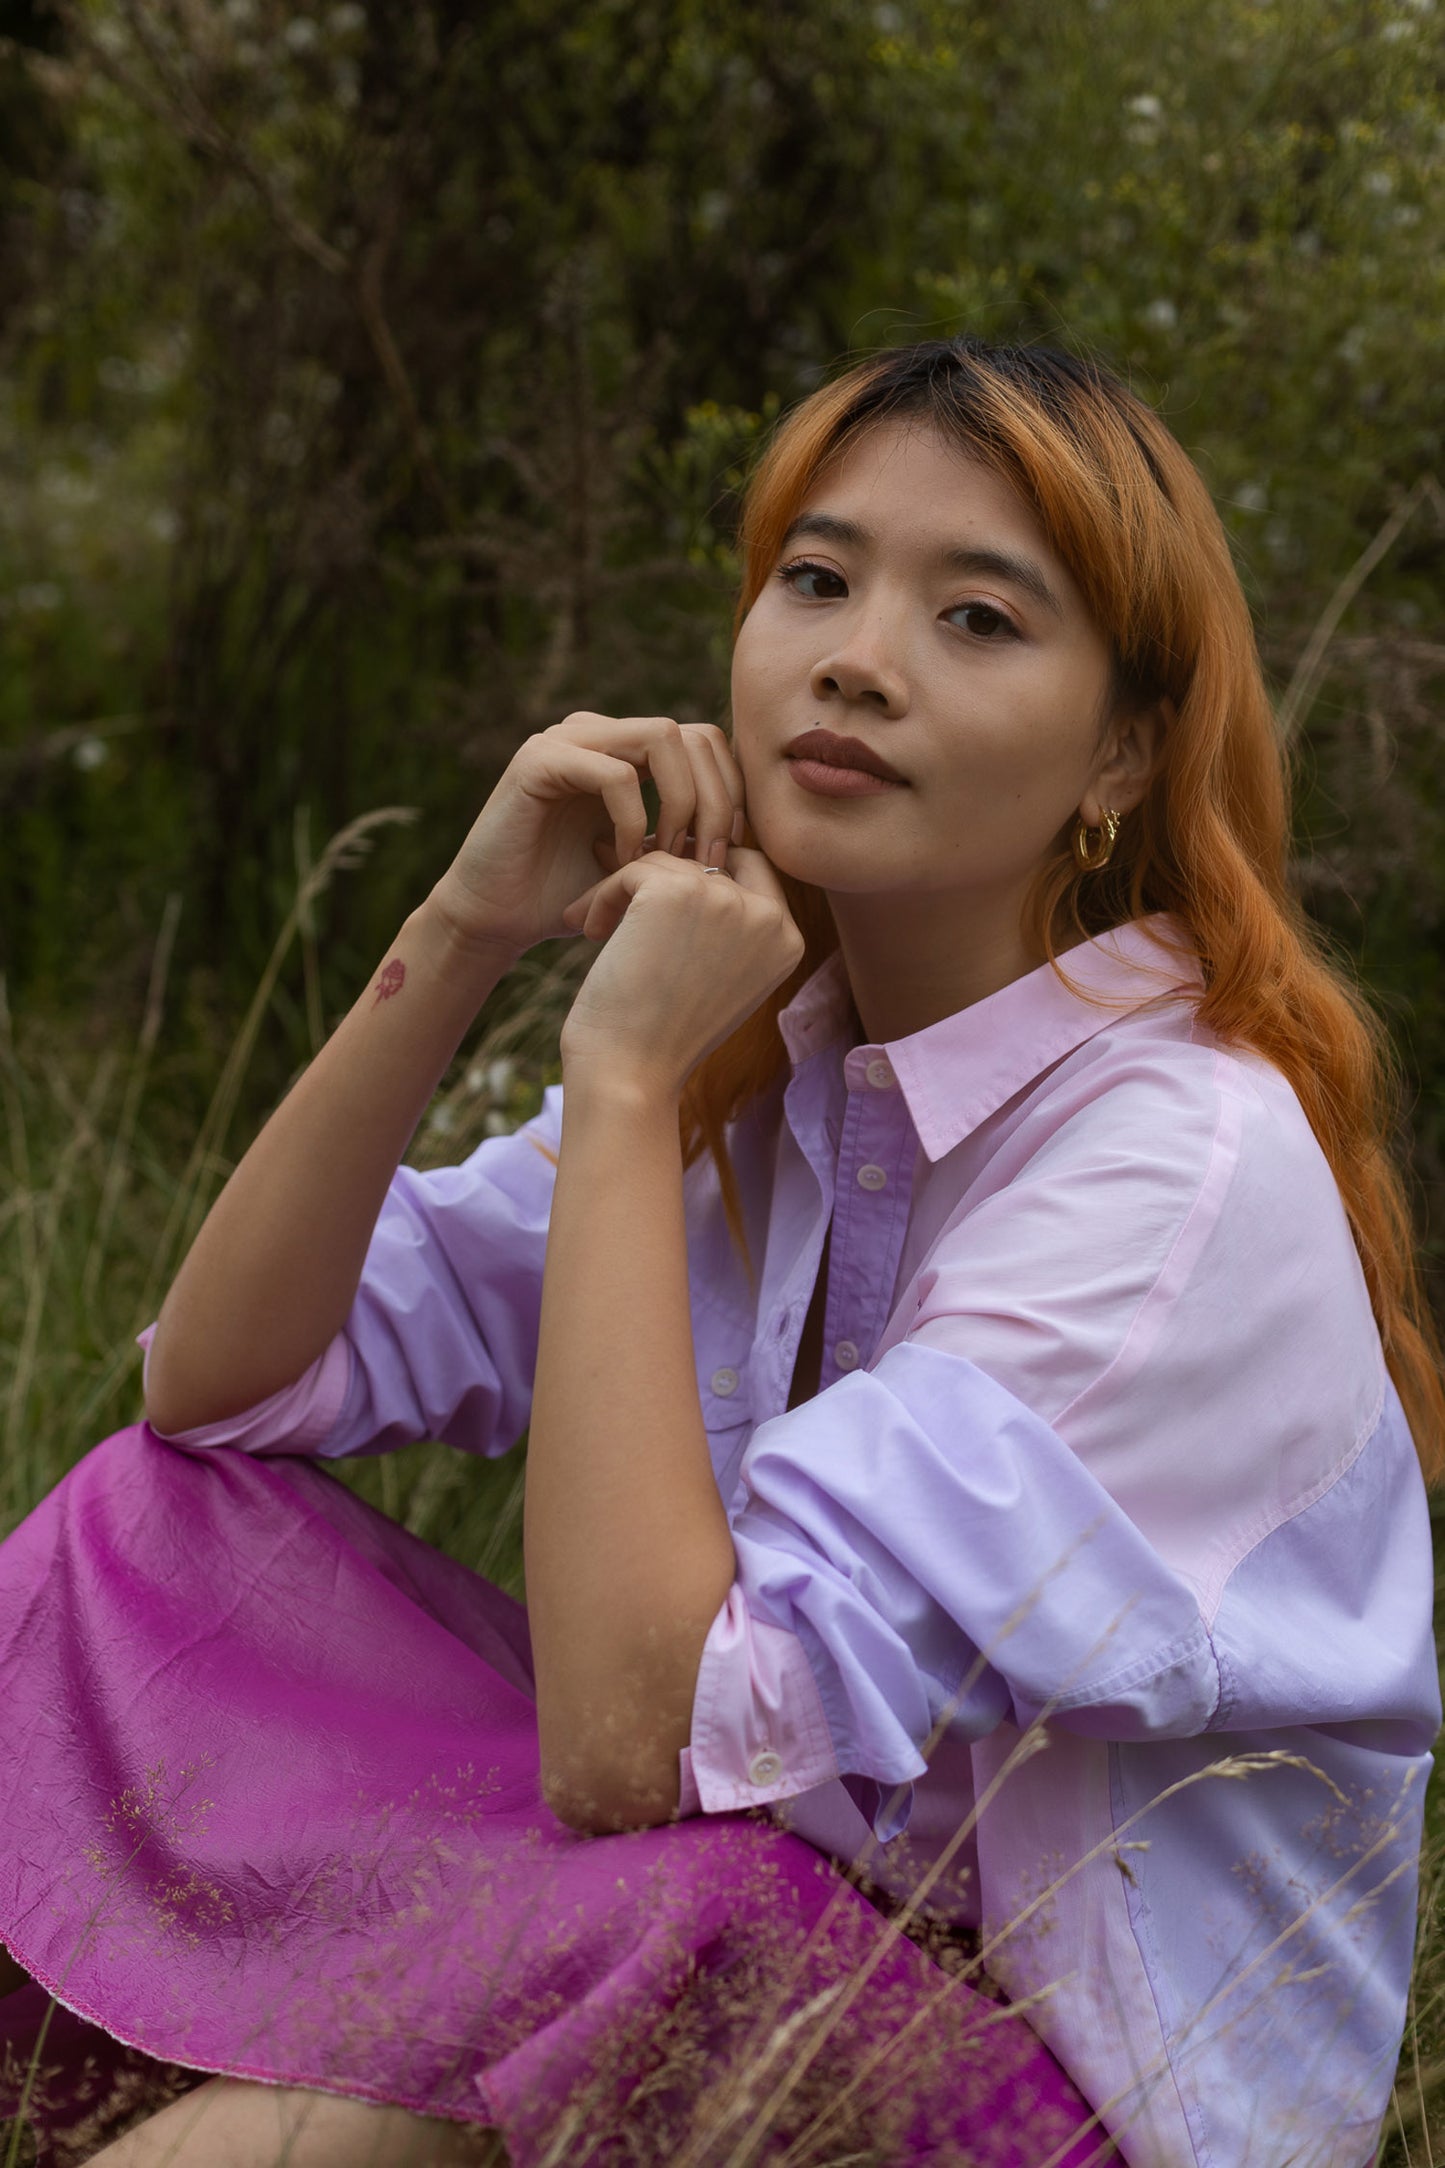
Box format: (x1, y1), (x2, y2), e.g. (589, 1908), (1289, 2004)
(1072, 808), (1120, 872)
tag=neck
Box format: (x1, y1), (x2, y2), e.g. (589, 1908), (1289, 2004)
(825, 880), (1050, 1044)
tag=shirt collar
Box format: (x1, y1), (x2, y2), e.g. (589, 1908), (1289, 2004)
(776, 912), (1205, 1163)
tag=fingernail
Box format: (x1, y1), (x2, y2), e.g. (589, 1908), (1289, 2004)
(731, 811), (745, 846)
(708, 837), (729, 869)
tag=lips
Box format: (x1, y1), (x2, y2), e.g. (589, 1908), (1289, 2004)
(783, 729), (906, 783)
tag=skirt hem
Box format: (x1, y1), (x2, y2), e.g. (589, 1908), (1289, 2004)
(0, 1933), (503, 2132)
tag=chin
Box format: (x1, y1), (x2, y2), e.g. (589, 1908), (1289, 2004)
(751, 817), (896, 896)
(747, 801), (827, 882)
(743, 764), (907, 889)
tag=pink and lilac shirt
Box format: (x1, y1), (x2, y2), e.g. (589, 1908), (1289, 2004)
(140, 911), (1440, 2168)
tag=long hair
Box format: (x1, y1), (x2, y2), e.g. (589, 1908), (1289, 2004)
(677, 336), (1445, 1479)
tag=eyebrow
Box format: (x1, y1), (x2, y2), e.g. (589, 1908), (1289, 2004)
(776, 512), (1065, 619)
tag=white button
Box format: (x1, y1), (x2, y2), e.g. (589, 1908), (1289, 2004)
(748, 1750), (783, 1786)
(865, 1058), (896, 1090)
(710, 1367), (739, 1397)
(856, 1163), (888, 1191)
(834, 1340), (860, 1371)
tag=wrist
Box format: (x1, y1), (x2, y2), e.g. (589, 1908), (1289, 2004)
(413, 888), (523, 993)
(558, 1054), (684, 1120)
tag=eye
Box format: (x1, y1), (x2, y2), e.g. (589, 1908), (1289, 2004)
(776, 559), (846, 600)
(950, 602), (1018, 640)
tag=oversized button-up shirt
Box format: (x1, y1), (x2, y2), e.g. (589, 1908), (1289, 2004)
(144, 911), (1440, 2167)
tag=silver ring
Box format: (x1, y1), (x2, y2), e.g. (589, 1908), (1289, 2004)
(702, 865), (728, 876)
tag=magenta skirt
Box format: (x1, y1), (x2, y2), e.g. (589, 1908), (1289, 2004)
(0, 1427), (1101, 2165)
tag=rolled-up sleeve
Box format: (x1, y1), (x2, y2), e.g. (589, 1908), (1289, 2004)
(685, 1342), (1221, 1838)
(139, 1326), (353, 1454)
(143, 1087), (562, 1461)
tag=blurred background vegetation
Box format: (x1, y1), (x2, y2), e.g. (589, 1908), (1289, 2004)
(4, 0), (1444, 1489)
(1, 0), (1444, 2150)
(0, 0), (1441, 1474)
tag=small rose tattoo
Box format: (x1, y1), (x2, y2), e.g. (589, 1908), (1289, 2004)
(373, 958), (406, 1005)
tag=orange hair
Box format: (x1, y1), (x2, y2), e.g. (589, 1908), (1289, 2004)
(678, 337), (1445, 1479)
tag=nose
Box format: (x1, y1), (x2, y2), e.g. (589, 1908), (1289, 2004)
(808, 621), (909, 718)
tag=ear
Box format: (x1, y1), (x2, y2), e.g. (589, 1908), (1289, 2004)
(1082, 695), (1173, 825)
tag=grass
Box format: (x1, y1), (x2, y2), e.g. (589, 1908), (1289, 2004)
(2, 850), (1444, 2165)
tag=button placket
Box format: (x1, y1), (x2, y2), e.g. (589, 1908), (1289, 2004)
(769, 1052), (847, 1414)
(826, 1076), (916, 1390)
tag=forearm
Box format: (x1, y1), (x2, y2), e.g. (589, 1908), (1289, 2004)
(145, 894), (516, 1436)
(525, 1072), (735, 1833)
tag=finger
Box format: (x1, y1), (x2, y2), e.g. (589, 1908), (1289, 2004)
(722, 844), (792, 905)
(562, 849), (721, 941)
(560, 860), (651, 943)
(592, 832), (668, 875)
(554, 713), (700, 860)
(680, 729), (739, 870)
(689, 723), (747, 848)
(560, 871), (610, 934)
(632, 718), (698, 859)
(527, 743), (651, 865)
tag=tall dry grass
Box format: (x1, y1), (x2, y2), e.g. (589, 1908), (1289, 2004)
(1, 833), (1442, 2166)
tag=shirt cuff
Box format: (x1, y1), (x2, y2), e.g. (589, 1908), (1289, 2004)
(687, 1582), (839, 1813)
(137, 1325), (352, 1455)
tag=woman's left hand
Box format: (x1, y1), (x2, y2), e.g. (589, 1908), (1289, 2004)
(557, 844), (805, 1097)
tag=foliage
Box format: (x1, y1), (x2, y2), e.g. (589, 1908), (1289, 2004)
(0, 1), (1439, 1138)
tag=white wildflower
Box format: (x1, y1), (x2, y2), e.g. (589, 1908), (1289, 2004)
(13, 582), (61, 613)
(40, 467), (98, 506)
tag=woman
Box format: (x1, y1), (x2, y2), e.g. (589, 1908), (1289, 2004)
(1, 337), (1438, 2167)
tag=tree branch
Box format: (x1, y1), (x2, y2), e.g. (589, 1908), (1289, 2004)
(1278, 476), (1445, 745)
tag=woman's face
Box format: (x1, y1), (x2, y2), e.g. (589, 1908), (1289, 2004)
(730, 418), (1131, 907)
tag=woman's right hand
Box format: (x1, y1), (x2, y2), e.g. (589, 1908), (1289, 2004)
(429, 713), (748, 961)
